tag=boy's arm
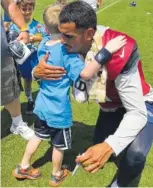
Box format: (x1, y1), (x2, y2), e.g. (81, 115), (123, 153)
(30, 35), (42, 43)
(80, 59), (101, 80)
(80, 46), (112, 80)
(80, 35), (127, 80)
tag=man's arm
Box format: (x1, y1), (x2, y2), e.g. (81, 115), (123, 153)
(2, 0), (26, 29)
(32, 53), (66, 80)
(3, 11), (11, 31)
(75, 63), (147, 173)
(1, 0), (29, 43)
(105, 63), (147, 156)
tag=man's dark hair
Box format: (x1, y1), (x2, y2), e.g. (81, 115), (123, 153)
(59, 1), (97, 30)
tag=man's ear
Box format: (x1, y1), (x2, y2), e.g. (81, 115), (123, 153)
(84, 28), (95, 41)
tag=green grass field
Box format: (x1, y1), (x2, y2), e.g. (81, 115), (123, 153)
(1, 0), (153, 187)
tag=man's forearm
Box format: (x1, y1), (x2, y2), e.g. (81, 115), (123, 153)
(2, 1), (27, 29)
(105, 111), (147, 156)
(105, 64), (147, 156)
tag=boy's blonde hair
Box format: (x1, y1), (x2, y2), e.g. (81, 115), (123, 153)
(43, 4), (64, 34)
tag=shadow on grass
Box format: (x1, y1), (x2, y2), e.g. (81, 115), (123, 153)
(1, 91), (38, 139)
(32, 121), (95, 171)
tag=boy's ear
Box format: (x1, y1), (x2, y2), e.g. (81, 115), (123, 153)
(84, 28), (95, 41)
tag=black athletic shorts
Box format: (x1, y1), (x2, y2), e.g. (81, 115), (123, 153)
(34, 116), (72, 150)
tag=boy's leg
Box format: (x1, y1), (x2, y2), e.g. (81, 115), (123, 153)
(24, 79), (34, 115)
(49, 128), (71, 186)
(12, 116), (51, 180)
(21, 135), (42, 167)
(17, 59), (34, 115)
(12, 135), (42, 179)
(24, 79), (33, 102)
(52, 147), (64, 176)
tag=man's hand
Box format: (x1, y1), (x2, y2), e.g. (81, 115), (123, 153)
(76, 142), (114, 173)
(17, 31), (30, 44)
(34, 53), (66, 80)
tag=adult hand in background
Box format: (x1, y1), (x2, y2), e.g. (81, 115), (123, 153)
(33, 53), (66, 80)
(17, 31), (30, 44)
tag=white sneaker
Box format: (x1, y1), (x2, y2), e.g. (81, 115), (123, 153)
(11, 122), (34, 140)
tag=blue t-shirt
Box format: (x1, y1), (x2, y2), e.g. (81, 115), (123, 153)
(9, 19), (48, 78)
(34, 37), (85, 128)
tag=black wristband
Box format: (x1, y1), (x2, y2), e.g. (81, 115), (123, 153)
(95, 47), (112, 66)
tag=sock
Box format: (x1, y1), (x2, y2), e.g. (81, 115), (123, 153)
(111, 179), (119, 187)
(12, 115), (23, 127)
(25, 88), (33, 102)
(20, 164), (30, 169)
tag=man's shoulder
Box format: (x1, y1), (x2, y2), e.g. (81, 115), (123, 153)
(103, 27), (135, 42)
(97, 25), (109, 35)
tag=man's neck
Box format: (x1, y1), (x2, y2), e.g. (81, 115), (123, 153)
(81, 40), (93, 58)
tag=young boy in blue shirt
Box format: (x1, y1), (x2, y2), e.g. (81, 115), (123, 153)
(12, 3), (125, 187)
(9, 0), (48, 115)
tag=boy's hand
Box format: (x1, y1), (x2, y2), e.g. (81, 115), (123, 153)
(105, 35), (127, 54)
(30, 35), (42, 43)
(29, 35), (35, 43)
(34, 53), (66, 80)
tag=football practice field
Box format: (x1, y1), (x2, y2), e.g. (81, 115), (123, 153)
(1, 0), (153, 187)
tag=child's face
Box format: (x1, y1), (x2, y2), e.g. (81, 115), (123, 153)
(19, 4), (34, 22)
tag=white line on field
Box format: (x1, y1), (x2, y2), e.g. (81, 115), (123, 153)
(96, 0), (122, 14)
